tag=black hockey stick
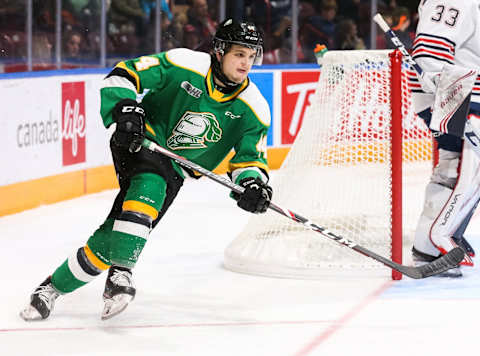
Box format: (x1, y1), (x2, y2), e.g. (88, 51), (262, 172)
(373, 13), (435, 92)
(142, 138), (465, 279)
(373, 13), (480, 154)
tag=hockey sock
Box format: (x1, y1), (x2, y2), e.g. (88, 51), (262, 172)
(110, 173), (167, 268)
(51, 220), (113, 293)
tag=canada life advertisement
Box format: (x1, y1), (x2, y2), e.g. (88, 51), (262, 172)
(0, 66), (320, 188)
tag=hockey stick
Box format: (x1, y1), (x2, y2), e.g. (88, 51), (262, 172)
(141, 138), (465, 279)
(373, 13), (435, 92)
(373, 13), (480, 155)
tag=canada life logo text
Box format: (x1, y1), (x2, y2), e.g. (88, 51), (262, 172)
(62, 81), (86, 166)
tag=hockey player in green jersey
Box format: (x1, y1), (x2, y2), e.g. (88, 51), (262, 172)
(20, 19), (273, 321)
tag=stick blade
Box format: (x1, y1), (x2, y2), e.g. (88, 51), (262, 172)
(398, 247), (465, 279)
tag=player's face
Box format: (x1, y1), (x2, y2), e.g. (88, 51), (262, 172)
(220, 45), (256, 84)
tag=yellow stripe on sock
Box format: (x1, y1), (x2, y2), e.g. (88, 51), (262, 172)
(83, 245), (110, 271)
(122, 200), (159, 220)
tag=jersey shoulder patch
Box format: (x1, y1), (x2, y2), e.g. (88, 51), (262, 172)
(239, 81), (271, 127)
(165, 48), (210, 77)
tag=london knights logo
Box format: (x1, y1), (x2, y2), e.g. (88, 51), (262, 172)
(167, 111), (222, 150)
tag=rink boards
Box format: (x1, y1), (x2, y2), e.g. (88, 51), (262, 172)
(0, 65), (320, 216)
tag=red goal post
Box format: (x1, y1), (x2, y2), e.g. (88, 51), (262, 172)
(225, 50), (434, 280)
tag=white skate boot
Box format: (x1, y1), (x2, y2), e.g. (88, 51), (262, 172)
(20, 276), (60, 321)
(102, 265), (136, 320)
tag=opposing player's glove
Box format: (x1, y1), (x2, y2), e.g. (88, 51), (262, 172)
(112, 98), (146, 153)
(233, 177), (273, 214)
(419, 71), (441, 94)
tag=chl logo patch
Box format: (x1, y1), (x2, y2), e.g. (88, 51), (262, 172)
(181, 81), (202, 98)
(167, 111), (222, 150)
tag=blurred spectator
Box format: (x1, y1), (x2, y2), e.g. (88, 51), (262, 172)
(186, 0), (217, 37)
(334, 18), (365, 50)
(229, 0), (246, 21)
(0, 0), (26, 31)
(0, 32), (26, 61)
(183, 23), (201, 49)
(33, 0), (57, 32)
(109, 0), (146, 35)
(33, 0), (85, 32)
(140, 5), (186, 52)
(63, 30), (84, 62)
(263, 35), (304, 64)
(387, 6), (413, 50)
(336, 0), (361, 25)
(161, 32), (178, 51)
(299, 0), (337, 62)
(32, 33), (53, 69)
(249, 0), (292, 37)
(0, 0), (27, 61)
(108, 0), (147, 55)
(66, 0), (103, 31)
(166, 10), (188, 49)
(65, 0), (91, 23)
(76, 0), (107, 59)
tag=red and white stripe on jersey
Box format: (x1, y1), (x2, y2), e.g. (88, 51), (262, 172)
(473, 76), (480, 98)
(406, 69), (422, 93)
(412, 33), (455, 64)
(407, 70), (480, 96)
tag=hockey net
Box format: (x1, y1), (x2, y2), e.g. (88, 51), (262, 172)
(225, 50), (433, 280)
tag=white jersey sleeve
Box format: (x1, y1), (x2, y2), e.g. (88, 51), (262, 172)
(409, 0), (480, 112)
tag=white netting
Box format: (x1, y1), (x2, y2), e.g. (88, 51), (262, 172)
(225, 50), (433, 279)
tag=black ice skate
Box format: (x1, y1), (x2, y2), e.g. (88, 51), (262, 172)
(412, 247), (462, 278)
(20, 276), (61, 321)
(102, 265), (136, 320)
(452, 236), (475, 257)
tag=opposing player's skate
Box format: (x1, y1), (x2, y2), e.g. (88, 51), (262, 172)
(452, 236), (475, 257)
(20, 276), (60, 321)
(412, 247), (462, 277)
(102, 265), (136, 320)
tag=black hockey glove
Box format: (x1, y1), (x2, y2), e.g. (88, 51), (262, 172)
(233, 177), (273, 214)
(112, 98), (146, 153)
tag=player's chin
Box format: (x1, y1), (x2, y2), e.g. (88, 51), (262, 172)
(232, 72), (248, 83)
(232, 76), (246, 84)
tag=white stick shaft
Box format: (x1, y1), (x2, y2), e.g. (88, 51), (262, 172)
(373, 13), (390, 32)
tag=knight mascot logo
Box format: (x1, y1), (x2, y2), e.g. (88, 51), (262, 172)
(62, 82), (86, 165)
(167, 111), (222, 150)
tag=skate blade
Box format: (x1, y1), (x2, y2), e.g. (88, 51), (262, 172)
(19, 305), (43, 321)
(101, 294), (133, 320)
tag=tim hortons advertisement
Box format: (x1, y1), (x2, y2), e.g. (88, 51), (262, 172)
(281, 71), (320, 145)
(62, 81), (86, 166)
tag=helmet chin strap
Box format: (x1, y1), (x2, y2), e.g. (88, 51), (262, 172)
(210, 53), (241, 92)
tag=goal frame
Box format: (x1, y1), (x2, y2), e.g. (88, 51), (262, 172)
(390, 50), (403, 280)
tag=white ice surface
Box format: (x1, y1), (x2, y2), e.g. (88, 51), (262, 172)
(1, 177), (480, 356)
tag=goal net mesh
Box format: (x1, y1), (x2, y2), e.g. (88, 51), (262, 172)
(224, 50), (433, 279)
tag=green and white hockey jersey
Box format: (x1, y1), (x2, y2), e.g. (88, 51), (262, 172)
(100, 48), (270, 182)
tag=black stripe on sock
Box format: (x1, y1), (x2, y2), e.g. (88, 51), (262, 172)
(77, 248), (102, 276)
(118, 210), (152, 228)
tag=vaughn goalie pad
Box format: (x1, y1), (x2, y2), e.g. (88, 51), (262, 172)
(430, 64), (477, 137)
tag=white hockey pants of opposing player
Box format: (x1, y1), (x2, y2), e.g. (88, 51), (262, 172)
(413, 147), (479, 266)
